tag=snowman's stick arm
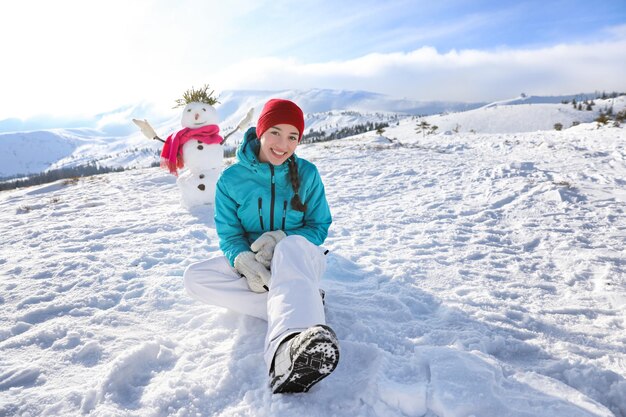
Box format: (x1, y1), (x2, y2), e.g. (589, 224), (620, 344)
(221, 107), (254, 145)
(220, 129), (237, 144)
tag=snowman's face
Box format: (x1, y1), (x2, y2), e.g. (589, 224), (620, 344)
(181, 102), (219, 128)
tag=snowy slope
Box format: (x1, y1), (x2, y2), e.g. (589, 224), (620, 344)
(1, 120), (624, 416)
(0, 88), (484, 179)
(3, 90), (622, 180)
(0, 130), (81, 178)
(419, 96), (626, 134)
(0, 127), (162, 179)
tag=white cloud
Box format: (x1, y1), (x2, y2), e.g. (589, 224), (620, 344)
(605, 23), (626, 39)
(213, 39), (626, 102)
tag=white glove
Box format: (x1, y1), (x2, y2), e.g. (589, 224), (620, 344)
(234, 251), (271, 293)
(132, 118), (158, 139)
(250, 230), (286, 268)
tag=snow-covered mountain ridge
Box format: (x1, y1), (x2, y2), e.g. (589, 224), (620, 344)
(1, 121), (624, 416)
(2, 88), (476, 179)
(1, 89), (624, 180)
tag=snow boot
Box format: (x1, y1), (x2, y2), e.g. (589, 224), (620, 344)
(270, 325), (340, 393)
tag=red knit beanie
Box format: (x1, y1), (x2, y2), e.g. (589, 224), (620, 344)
(256, 99), (305, 142)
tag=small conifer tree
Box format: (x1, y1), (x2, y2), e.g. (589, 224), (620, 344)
(415, 120), (431, 137)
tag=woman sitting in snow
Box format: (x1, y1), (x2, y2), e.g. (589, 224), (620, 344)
(183, 98), (339, 394)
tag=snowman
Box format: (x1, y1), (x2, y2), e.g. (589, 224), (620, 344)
(133, 85), (252, 209)
(175, 102), (222, 208)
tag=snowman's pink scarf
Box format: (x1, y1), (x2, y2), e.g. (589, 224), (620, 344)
(160, 124), (223, 176)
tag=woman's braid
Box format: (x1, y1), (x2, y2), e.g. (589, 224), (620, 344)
(288, 157), (307, 212)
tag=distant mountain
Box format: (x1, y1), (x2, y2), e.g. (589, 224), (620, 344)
(1, 89), (622, 180)
(481, 93), (601, 108)
(217, 88), (484, 126)
(0, 89), (482, 136)
(1, 89), (485, 179)
(0, 126), (163, 180)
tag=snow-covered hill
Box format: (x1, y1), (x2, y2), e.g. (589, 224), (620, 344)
(0, 130), (83, 178)
(418, 95), (626, 134)
(0, 126), (163, 180)
(1, 89), (624, 180)
(1, 120), (624, 416)
(3, 88), (469, 179)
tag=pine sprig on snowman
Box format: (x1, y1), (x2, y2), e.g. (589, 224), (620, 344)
(173, 84), (219, 108)
(132, 84), (253, 209)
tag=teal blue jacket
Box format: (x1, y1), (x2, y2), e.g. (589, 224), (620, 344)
(215, 127), (332, 266)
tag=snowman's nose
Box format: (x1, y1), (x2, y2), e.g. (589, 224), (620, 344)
(195, 113), (200, 120)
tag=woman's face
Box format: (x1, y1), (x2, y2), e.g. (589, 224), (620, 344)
(258, 124), (300, 165)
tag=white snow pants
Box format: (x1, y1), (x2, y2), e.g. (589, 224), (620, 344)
(183, 235), (327, 372)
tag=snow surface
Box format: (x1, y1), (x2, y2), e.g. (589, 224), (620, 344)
(1, 118), (625, 416)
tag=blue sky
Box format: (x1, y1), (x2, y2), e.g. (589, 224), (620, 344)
(239, 0), (625, 59)
(0, 0), (625, 126)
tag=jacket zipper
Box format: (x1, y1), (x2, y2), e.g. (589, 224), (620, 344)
(258, 197), (264, 230)
(281, 200), (287, 230)
(269, 165), (276, 231)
